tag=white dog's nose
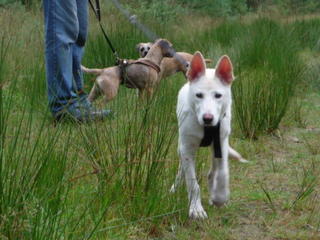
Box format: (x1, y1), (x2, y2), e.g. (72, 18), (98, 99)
(203, 113), (213, 124)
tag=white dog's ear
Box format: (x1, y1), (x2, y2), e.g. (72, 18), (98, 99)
(215, 55), (234, 85)
(136, 43), (142, 52)
(187, 51), (206, 82)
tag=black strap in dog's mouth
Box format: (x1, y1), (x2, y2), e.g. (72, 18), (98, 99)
(199, 122), (222, 158)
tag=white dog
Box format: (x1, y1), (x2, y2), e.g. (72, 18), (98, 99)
(171, 52), (243, 219)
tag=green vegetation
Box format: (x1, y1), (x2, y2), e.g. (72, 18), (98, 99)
(1, 1), (320, 239)
(1, 0), (320, 16)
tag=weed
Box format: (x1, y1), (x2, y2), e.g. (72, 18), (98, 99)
(302, 133), (320, 155)
(259, 182), (277, 213)
(291, 166), (317, 208)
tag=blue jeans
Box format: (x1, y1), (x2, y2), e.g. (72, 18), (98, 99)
(44, 0), (88, 115)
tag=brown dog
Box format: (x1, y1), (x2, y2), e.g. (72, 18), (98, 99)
(82, 39), (175, 103)
(136, 42), (212, 80)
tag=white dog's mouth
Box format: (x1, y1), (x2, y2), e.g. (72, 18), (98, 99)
(202, 113), (214, 126)
(203, 121), (219, 127)
(200, 119), (221, 127)
(199, 123), (221, 149)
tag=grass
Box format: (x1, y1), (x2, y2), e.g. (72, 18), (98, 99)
(1, 2), (320, 239)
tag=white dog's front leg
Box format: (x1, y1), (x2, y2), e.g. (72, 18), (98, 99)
(208, 136), (230, 207)
(170, 156), (184, 193)
(180, 145), (207, 219)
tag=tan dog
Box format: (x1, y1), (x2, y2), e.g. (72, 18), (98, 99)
(82, 39), (175, 103)
(136, 42), (212, 80)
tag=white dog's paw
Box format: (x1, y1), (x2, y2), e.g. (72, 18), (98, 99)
(169, 184), (177, 194)
(239, 158), (249, 163)
(189, 203), (208, 219)
(209, 198), (226, 207)
(209, 194), (229, 207)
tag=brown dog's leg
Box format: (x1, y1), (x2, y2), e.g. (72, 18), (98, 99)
(88, 83), (102, 102)
(138, 87), (154, 100)
(98, 67), (121, 103)
(100, 78), (120, 103)
(87, 66), (121, 104)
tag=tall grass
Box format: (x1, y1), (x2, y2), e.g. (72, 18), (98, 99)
(0, 32), (95, 239)
(232, 19), (304, 138)
(77, 75), (187, 237)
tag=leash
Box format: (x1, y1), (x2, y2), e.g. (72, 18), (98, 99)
(88, 0), (120, 62)
(108, 0), (158, 41)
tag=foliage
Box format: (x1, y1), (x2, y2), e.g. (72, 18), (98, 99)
(232, 19), (304, 138)
(1, 0), (320, 16)
(134, 0), (188, 23)
(279, 0), (320, 14)
(176, 0), (248, 16)
(0, 0), (40, 8)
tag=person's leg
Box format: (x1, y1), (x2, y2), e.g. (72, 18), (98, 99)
(72, 46), (85, 93)
(72, 0), (88, 93)
(44, 0), (79, 115)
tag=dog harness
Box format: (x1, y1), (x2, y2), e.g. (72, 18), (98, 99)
(118, 59), (161, 88)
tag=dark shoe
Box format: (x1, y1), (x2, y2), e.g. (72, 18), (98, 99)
(54, 101), (112, 123)
(78, 92), (92, 109)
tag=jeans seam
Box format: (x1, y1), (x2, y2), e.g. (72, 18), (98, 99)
(52, 0), (57, 109)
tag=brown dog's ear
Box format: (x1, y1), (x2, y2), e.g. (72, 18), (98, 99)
(215, 55), (234, 85)
(187, 51), (206, 82)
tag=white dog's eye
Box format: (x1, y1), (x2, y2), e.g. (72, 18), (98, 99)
(196, 93), (203, 99)
(141, 47), (144, 52)
(147, 47), (150, 50)
(215, 93), (222, 99)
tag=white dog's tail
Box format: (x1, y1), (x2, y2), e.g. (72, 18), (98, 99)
(81, 65), (103, 75)
(229, 147), (248, 163)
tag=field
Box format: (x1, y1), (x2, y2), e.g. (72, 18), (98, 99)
(1, 2), (320, 239)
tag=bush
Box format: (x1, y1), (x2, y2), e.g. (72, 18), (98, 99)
(0, 0), (41, 9)
(289, 19), (320, 51)
(176, 0), (248, 16)
(232, 19), (304, 138)
(124, 0), (187, 23)
(280, 0), (320, 14)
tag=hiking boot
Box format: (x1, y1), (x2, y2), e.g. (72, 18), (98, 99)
(54, 98), (112, 123)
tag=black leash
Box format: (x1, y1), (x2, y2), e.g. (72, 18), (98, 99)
(88, 0), (120, 62)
